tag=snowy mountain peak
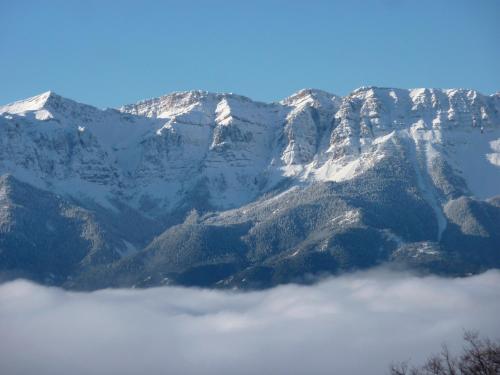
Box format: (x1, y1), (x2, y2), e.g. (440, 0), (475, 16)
(0, 91), (56, 115)
(281, 88), (340, 108)
(0, 86), (499, 214)
(0, 90), (105, 123)
(119, 90), (263, 120)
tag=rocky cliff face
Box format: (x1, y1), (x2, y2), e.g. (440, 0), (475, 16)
(1, 87), (499, 288)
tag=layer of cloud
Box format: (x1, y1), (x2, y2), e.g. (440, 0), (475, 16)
(1, 269), (499, 375)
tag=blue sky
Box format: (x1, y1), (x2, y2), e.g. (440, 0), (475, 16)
(1, 0), (499, 108)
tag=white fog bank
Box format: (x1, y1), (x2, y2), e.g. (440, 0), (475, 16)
(1, 269), (499, 375)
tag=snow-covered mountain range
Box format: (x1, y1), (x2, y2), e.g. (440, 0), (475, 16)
(1, 87), (499, 289)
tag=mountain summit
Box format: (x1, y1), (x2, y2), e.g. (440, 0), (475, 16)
(0, 87), (499, 289)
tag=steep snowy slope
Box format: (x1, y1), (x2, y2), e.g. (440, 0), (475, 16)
(0, 87), (499, 288)
(0, 91), (161, 208)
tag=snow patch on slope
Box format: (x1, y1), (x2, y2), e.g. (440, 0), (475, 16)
(446, 130), (500, 199)
(407, 125), (447, 240)
(486, 139), (500, 167)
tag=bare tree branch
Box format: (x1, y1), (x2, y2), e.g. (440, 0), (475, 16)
(389, 331), (500, 375)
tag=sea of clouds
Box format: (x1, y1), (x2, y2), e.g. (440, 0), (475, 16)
(1, 269), (499, 375)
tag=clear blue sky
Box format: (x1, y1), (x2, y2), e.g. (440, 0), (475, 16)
(1, 0), (499, 108)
